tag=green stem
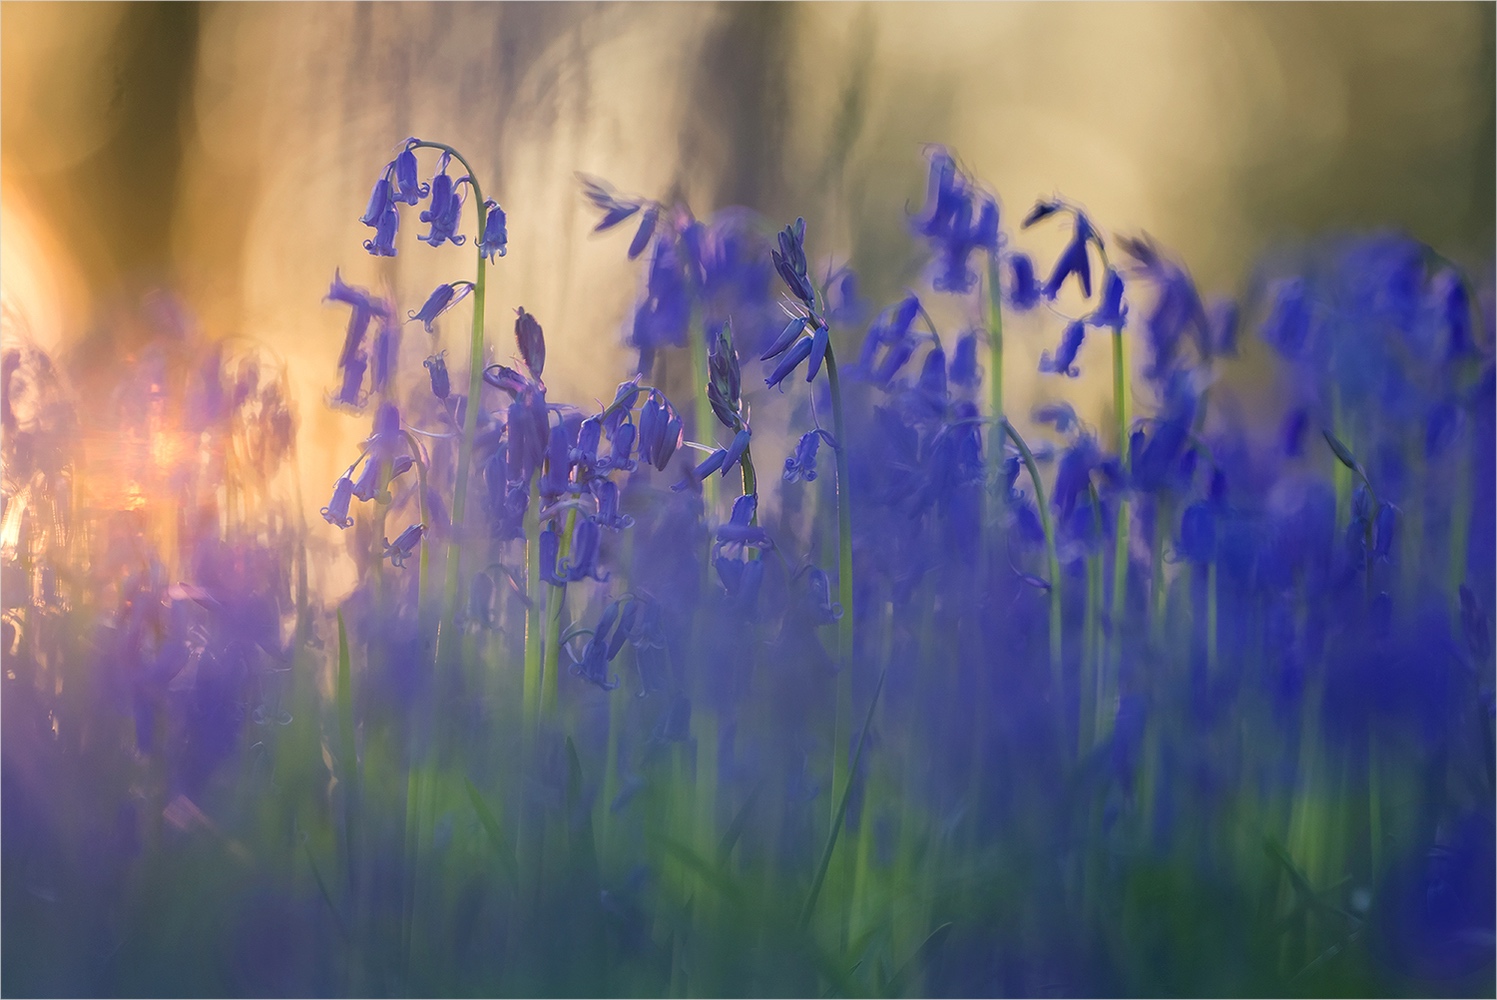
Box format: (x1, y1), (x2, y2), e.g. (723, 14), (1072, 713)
(1004, 420), (1063, 687)
(825, 346), (857, 826)
(986, 253), (1006, 430)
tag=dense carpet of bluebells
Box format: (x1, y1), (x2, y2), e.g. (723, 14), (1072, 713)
(3, 138), (1494, 997)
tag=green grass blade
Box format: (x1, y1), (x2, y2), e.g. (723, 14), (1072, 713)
(302, 839), (351, 944)
(884, 921), (953, 997)
(465, 778), (519, 891)
(716, 777), (765, 868)
(565, 736), (599, 888)
(799, 667), (887, 932)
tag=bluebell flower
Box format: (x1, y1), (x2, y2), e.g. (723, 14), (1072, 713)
(599, 419), (636, 472)
(707, 321), (743, 430)
(772, 217), (815, 307)
(321, 475), (355, 528)
(408, 282), (472, 334)
(1039, 320), (1086, 377)
(382, 523), (425, 568)
(607, 599), (638, 660)
(578, 174), (642, 231)
(913, 149), (1002, 294)
(636, 390), (683, 471)
(478, 199), (507, 262)
(803, 566), (843, 625)
(1260, 278), (1313, 358)
(363, 202), (399, 257)
(424, 352), (450, 400)
(720, 428), (752, 478)
(805, 321), (831, 383)
(467, 571), (494, 629)
(1032, 401), (1079, 436)
(514, 307), (545, 380)
(370, 312), (400, 395)
(676, 448), (727, 490)
(627, 206), (658, 260)
(593, 480), (634, 531)
(1053, 433), (1103, 519)
(1207, 298), (1239, 356)
(483, 363), (531, 397)
(572, 416), (603, 471)
(1021, 198), (1063, 229)
(334, 353), (368, 409)
(1088, 268), (1128, 329)
(360, 176), (394, 229)
(766, 335), (814, 389)
(1006, 253), (1042, 311)
(917, 342), (947, 399)
(365, 400), (405, 457)
(715, 493), (772, 551)
(418, 154), (467, 247)
(783, 429), (828, 483)
(391, 145), (429, 206)
(1042, 212), (1094, 300)
(1281, 407), (1310, 456)
(631, 238), (691, 369)
(762, 316), (810, 362)
(824, 268), (864, 326)
(325, 272), (389, 396)
(1373, 501), (1398, 561)
(949, 331), (982, 389)
(540, 421), (573, 501)
(539, 526), (565, 586)
(571, 629), (620, 691)
(1177, 500), (1216, 563)
(856, 296), (922, 379)
(564, 519), (607, 582)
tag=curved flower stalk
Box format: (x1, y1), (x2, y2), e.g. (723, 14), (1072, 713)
(354, 138), (509, 632)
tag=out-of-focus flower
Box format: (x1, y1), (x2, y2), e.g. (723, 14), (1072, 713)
(382, 523), (425, 568)
(514, 307), (545, 380)
(408, 282), (472, 334)
(477, 199), (507, 262)
(424, 353), (450, 400)
(1039, 321), (1087, 377)
(321, 476), (355, 528)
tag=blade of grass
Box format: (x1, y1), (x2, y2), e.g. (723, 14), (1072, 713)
(884, 921), (953, 997)
(799, 667), (886, 932)
(465, 778), (519, 891)
(302, 838), (351, 944)
(716, 778), (765, 868)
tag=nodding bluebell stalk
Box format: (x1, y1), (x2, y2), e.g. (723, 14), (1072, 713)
(396, 140), (501, 630)
(766, 216), (856, 818)
(1003, 419), (1062, 689)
